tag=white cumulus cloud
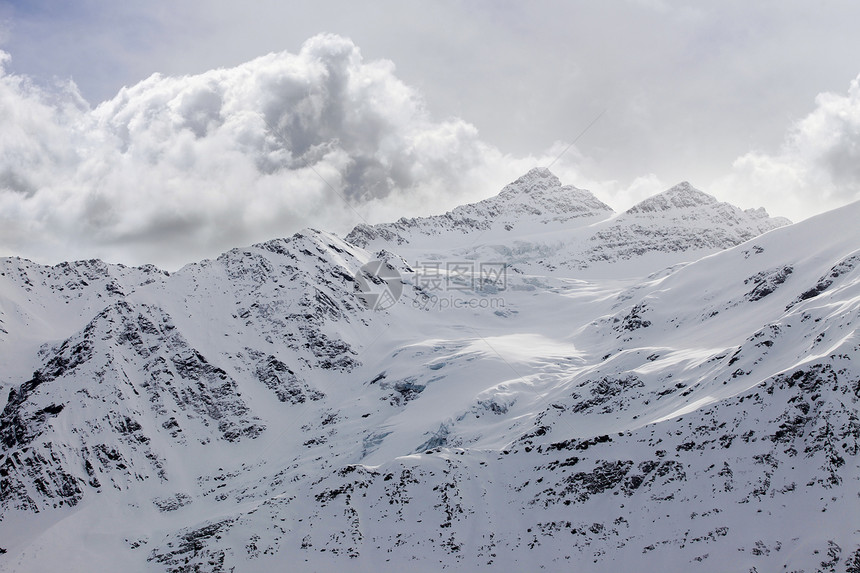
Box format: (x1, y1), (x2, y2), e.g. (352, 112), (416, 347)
(0, 34), (557, 269)
(714, 76), (860, 222)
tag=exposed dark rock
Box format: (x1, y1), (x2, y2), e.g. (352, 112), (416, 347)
(744, 265), (793, 301)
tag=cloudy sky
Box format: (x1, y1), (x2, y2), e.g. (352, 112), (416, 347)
(1, 0), (860, 269)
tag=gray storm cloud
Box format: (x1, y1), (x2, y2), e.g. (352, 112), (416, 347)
(0, 34), (531, 269)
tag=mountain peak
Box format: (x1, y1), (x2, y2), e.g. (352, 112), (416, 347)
(627, 182), (718, 214)
(495, 167), (565, 200)
(508, 167), (562, 193)
(346, 169), (612, 249)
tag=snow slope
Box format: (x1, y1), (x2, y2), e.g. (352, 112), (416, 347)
(0, 172), (858, 573)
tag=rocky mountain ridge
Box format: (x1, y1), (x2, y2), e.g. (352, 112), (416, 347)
(347, 167), (614, 248)
(348, 168), (791, 276)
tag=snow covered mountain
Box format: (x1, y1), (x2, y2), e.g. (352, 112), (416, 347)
(577, 180), (791, 269)
(348, 168), (791, 277)
(1, 170), (858, 573)
(346, 167), (615, 248)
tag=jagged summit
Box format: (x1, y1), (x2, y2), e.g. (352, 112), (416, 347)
(627, 181), (719, 213)
(573, 181), (792, 270)
(497, 166), (562, 196)
(619, 181), (789, 233)
(346, 168), (613, 249)
(344, 172), (790, 276)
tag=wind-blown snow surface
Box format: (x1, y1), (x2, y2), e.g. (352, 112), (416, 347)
(1, 171), (859, 572)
